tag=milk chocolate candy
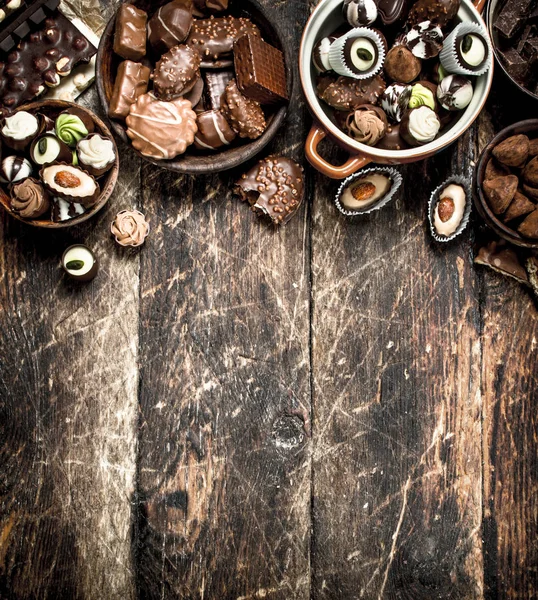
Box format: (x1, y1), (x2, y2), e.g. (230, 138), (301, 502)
(474, 240), (529, 284)
(187, 16), (260, 67)
(109, 60), (151, 120)
(204, 70), (234, 110)
(153, 44), (201, 101)
(220, 79), (266, 139)
(147, 0), (193, 55)
(193, 0), (228, 15)
(194, 109), (236, 150)
(113, 4), (147, 61)
(234, 34), (288, 105)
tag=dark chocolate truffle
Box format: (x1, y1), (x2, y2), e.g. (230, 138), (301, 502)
(384, 46), (421, 83)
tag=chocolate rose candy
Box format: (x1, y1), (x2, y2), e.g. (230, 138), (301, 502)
(482, 175), (519, 214)
(503, 190), (535, 222)
(518, 209), (538, 238)
(113, 4), (147, 61)
(345, 104), (388, 145)
(220, 79), (266, 140)
(153, 45), (201, 101)
(147, 0), (193, 55)
(522, 156), (538, 187)
(111, 209), (150, 247)
(234, 155), (304, 226)
(492, 134), (530, 167)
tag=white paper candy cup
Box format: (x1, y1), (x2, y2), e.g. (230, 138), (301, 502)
(428, 175), (472, 242)
(328, 27), (386, 80)
(334, 167), (403, 216)
(439, 22), (492, 77)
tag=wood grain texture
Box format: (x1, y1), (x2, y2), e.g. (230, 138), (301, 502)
(310, 132), (484, 599)
(0, 87), (141, 597)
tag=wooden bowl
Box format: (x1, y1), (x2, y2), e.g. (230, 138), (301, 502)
(96, 0), (293, 175)
(474, 119), (538, 250)
(0, 99), (119, 229)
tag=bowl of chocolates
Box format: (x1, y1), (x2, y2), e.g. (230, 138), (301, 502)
(487, 0), (538, 102)
(300, 0), (494, 178)
(0, 99), (119, 227)
(96, 0), (291, 174)
(475, 119), (538, 249)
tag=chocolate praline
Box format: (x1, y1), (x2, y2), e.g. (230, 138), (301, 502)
(147, 0), (193, 55)
(404, 20), (444, 59)
(152, 44), (201, 101)
(436, 74), (473, 111)
(381, 83), (413, 122)
(375, 123), (409, 150)
(10, 177), (50, 219)
(455, 32), (489, 72)
(408, 0), (461, 27)
(400, 105), (441, 146)
(61, 245), (98, 282)
(343, 0), (378, 26)
(344, 104), (388, 145)
(384, 46), (421, 83)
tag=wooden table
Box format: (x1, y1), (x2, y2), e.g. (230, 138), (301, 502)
(1, 1), (537, 598)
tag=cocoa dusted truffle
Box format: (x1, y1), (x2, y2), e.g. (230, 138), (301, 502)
(484, 158), (511, 181)
(482, 175), (519, 214)
(492, 134), (530, 168)
(503, 190), (535, 222)
(234, 156), (304, 226)
(384, 46), (421, 83)
(522, 156), (538, 187)
(518, 209), (538, 238)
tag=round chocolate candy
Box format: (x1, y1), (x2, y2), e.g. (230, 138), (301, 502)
(381, 83), (412, 122)
(329, 30), (385, 79)
(313, 37), (335, 73)
(0, 156), (32, 183)
(343, 0), (378, 27)
(404, 20), (443, 59)
(456, 32), (488, 71)
(436, 74), (473, 111)
(153, 44), (201, 101)
(400, 106), (440, 146)
(61, 245), (98, 282)
(345, 104), (388, 146)
(375, 123), (409, 150)
(384, 46), (421, 83)
(408, 81), (437, 110)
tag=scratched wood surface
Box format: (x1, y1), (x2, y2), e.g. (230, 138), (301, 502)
(0, 0), (537, 599)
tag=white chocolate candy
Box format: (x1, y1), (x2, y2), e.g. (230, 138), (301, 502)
(407, 106), (440, 143)
(2, 111), (39, 140)
(78, 135), (116, 170)
(460, 34), (486, 67)
(433, 184), (466, 236)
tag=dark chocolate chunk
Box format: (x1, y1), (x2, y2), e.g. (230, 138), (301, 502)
(113, 4), (147, 61)
(234, 34), (288, 105)
(234, 155), (304, 226)
(147, 0), (193, 55)
(498, 47), (528, 81)
(109, 60), (151, 120)
(494, 0), (533, 39)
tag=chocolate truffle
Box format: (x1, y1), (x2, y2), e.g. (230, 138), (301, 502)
(343, 0), (378, 27)
(482, 175), (519, 214)
(384, 46), (421, 83)
(503, 190), (535, 222)
(475, 241), (529, 284)
(113, 4), (147, 61)
(338, 172), (393, 211)
(77, 134), (116, 178)
(220, 79), (266, 140)
(234, 156), (304, 226)
(408, 0), (460, 27)
(153, 44), (201, 101)
(375, 123), (408, 150)
(147, 0), (193, 55)
(381, 83), (412, 122)
(61, 245), (98, 282)
(11, 177), (50, 219)
(41, 163), (100, 207)
(522, 156), (538, 187)
(1, 110), (39, 151)
(126, 94), (198, 160)
(400, 106), (440, 146)
(345, 104), (388, 145)
(484, 157), (511, 181)
(111, 209), (150, 247)
(518, 209), (538, 238)
(0, 156), (32, 183)
(436, 74), (473, 111)
(194, 109), (236, 150)
(523, 184), (538, 201)
(404, 20), (443, 59)
(492, 134), (530, 168)
(109, 60), (151, 120)
(30, 134), (72, 166)
(431, 183), (467, 237)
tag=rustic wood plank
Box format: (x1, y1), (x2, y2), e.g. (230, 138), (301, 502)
(0, 124), (140, 599)
(477, 83), (538, 600)
(310, 131), (484, 598)
(134, 2), (312, 597)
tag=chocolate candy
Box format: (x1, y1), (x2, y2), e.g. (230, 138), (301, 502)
(494, 0), (533, 39)
(234, 156), (304, 226)
(455, 32), (489, 72)
(318, 74), (386, 111)
(384, 46), (421, 83)
(375, 0), (409, 25)
(482, 175), (518, 214)
(400, 106), (440, 146)
(41, 163), (100, 207)
(375, 123), (408, 150)
(518, 209), (538, 238)
(126, 94), (198, 159)
(220, 79), (266, 139)
(187, 16), (260, 67)
(343, 0), (378, 27)
(61, 245), (98, 282)
(109, 60), (151, 120)
(11, 177), (50, 219)
(147, 0), (193, 55)
(113, 4), (147, 61)
(436, 74), (473, 111)
(30, 133), (72, 165)
(0, 0), (23, 24)
(193, 0), (228, 15)
(153, 44), (201, 101)
(404, 20), (443, 59)
(430, 182), (468, 237)
(408, 0), (460, 27)
(234, 34), (287, 105)
(313, 37), (335, 73)
(503, 190), (535, 222)
(183, 77), (204, 108)
(0, 13), (96, 115)
(498, 48), (529, 81)
(345, 104), (388, 145)
(381, 83), (412, 122)
(204, 70), (234, 110)
(52, 196), (85, 222)
(111, 210), (150, 247)
(0, 155), (32, 183)
(475, 240), (529, 284)
(194, 109), (236, 150)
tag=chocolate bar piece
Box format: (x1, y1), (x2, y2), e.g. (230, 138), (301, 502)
(0, 0), (23, 23)
(109, 60), (150, 120)
(0, 12), (96, 116)
(113, 4), (147, 61)
(474, 240), (529, 284)
(203, 69), (233, 110)
(0, 0), (59, 52)
(494, 0), (535, 39)
(522, 37), (538, 62)
(234, 34), (287, 105)
(499, 48), (529, 81)
(187, 16), (260, 67)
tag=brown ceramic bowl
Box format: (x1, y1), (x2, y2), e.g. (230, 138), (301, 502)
(0, 100), (119, 229)
(96, 0), (292, 175)
(474, 119), (538, 249)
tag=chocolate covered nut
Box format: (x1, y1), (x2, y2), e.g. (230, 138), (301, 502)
(113, 4), (147, 61)
(518, 209), (538, 238)
(109, 60), (151, 120)
(220, 79), (266, 140)
(503, 190), (535, 221)
(522, 156), (538, 186)
(187, 16), (260, 67)
(384, 46), (421, 83)
(482, 175), (519, 214)
(41, 163), (100, 207)
(408, 0), (460, 27)
(194, 109), (236, 150)
(152, 44), (201, 101)
(234, 34), (288, 105)
(234, 155), (304, 226)
(204, 70), (234, 110)
(126, 93), (197, 159)
(492, 134), (530, 167)
(474, 240), (529, 284)
(318, 74), (386, 111)
(485, 158), (511, 181)
(147, 0), (193, 55)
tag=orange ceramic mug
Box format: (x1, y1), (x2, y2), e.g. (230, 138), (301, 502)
(300, 0), (492, 179)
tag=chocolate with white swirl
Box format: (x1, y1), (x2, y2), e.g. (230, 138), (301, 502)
(381, 83), (412, 123)
(0, 156), (32, 183)
(343, 0), (378, 27)
(11, 178), (50, 219)
(400, 106), (440, 146)
(404, 20), (443, 59)
(436, 74), (473, 111)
